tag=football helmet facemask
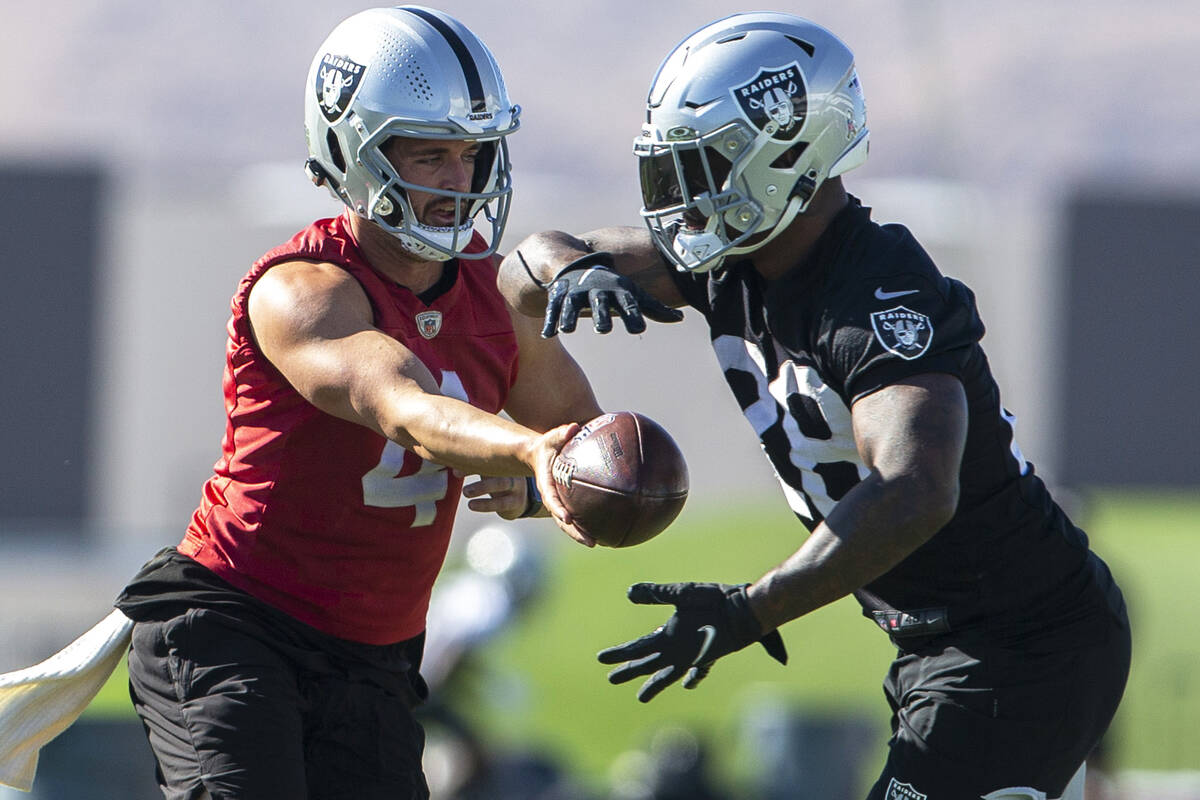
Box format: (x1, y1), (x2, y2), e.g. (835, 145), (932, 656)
(304, 6), (519, 261)
(635, 12), (869, 272)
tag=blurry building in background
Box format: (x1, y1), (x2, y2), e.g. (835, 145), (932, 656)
(1061, 192), (1200, 487)
(0, 166), (103, 536)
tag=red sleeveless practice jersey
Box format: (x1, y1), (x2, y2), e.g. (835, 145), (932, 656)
(179, 214), (518, 644)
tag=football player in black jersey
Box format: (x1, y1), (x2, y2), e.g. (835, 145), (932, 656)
(500, 12), (1130, 800)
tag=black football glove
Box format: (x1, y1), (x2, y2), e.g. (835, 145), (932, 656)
(597, 582), (787, 703)
(541, 252), (683, 338)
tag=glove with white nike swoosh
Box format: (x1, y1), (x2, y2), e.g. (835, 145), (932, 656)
(597, 582), (788, 703)
(542, 252), (684, 337)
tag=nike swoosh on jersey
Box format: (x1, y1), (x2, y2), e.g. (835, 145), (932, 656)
(874, 287), (920, 300)
(693, 624), (718, 665)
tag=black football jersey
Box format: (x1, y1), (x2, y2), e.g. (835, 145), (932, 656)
(669, 198), (1124, 644)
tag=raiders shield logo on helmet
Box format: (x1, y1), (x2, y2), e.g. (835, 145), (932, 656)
(416, 310), (443, 339)
(885, 778), (927, 800)
(315, 53), (366, 123)
(731, 63), (807, 140)
(870, 306), (933, 361)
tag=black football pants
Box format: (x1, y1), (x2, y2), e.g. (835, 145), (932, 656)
(865, 607), (1130, 800)
(127, 608), (429, 800)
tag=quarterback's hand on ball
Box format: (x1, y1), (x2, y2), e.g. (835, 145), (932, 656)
(532, 423), (595, 547)
(542, 252), (683, 337)
(597, 582), (787, 702)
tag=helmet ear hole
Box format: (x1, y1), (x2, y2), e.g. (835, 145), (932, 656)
(376, 191), (406, 227)
(326, 129), (347, 174)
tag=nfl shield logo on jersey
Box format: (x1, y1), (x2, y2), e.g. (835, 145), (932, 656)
(870, 306), (933, 361)
(416, 310), (443, 339)
(886, 778), (927, 800)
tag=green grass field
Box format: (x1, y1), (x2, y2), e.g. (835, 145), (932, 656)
(85, 489), (1199, 793)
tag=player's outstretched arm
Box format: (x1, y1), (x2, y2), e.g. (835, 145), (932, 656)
(498, 228), (686, 337)
(747, 372), (969, 631)
(463, 301), (604, 536)
(247, 259), (592, 544)
(598, 373), (968, 701)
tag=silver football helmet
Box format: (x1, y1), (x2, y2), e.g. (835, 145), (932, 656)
(635, 12), (869, 272)
(304, 6), (519, 261)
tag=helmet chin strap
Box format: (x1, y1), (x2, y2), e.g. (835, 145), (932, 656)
(373, 191), (475, 262)
(395, 220), (475, 262)
(672, 228), (726, 273)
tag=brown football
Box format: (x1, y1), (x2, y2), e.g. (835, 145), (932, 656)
(552, 412), (689, 547)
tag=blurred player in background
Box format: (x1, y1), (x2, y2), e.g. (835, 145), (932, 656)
(502, 12), (1130, 800)
(114, 6), (604, 799)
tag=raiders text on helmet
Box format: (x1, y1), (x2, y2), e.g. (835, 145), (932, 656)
(635, 12), (869, 272)
(304, 6), (519, 260)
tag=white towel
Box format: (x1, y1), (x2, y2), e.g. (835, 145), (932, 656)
(0, 610), (134, 792)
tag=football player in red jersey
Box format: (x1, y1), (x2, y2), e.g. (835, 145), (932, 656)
(113, 8), (643, 799)
(503, 12), (1129, 800)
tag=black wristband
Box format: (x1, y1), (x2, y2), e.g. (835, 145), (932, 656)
(724, 583), (765, 646)
(518, 476), (543, 518)
(550, 250), (616, 281)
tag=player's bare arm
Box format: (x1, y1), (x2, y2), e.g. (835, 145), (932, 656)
(498, 227), (686, 335)
(463, 301), (604, 537)
(247, 259), (578, 488)
(746, 372), (969, 632)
